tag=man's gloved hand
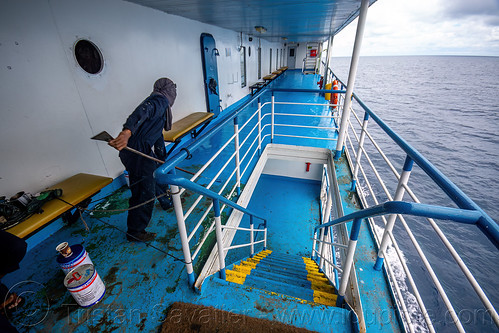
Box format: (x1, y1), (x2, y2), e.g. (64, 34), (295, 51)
(108, 129), (132, 151)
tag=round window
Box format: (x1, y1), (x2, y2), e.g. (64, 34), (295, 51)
(74, 39), (103, 74)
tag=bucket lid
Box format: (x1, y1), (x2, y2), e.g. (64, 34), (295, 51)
(64, 264), (95, 288)
(56, 244), (84, 264)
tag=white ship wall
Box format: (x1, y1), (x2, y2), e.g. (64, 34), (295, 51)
(0, 0), (284, 195)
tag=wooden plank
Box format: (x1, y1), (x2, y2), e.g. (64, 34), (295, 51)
(163, 112), (214, 142)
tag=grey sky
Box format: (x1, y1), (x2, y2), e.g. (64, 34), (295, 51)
(332, 0), (499, 57)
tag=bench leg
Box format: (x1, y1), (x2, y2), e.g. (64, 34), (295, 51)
(62, 197), (92, 225)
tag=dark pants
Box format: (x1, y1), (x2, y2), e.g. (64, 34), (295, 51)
(120, 151), (171, 236)
(0, 231), (27, 333)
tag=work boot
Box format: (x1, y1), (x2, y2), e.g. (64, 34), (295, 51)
(159, 194), (173, 210)
(126, 231), (156, 242)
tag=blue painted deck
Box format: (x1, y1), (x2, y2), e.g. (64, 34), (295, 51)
(3, 70), (401, 332)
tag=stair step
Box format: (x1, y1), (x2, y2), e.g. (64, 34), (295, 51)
(254, 253), (309, 265)
(264, 251), (305, 261)
(242, 260), (309, 278)
(243, 274), (337, 306)
(233, 257), (336, 292)
(244, 259), (325, 279)
(249, 268), (336, 294)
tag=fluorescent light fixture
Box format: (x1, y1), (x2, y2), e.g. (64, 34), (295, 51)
(254, 26), (267, 33)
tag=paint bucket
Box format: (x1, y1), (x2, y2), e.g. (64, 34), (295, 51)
(56, 243), (93, 274)
(64, 264), (105, 308)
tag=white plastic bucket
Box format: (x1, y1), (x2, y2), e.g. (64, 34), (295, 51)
(56, 244), (94, 274)
(64, 264), (106, 308)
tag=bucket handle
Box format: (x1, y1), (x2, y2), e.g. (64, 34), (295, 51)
(68, 272), (82, 284)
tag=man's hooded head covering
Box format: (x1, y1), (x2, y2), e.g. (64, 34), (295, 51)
(153, 78), (176, 131)
(153, 78), (177, 107)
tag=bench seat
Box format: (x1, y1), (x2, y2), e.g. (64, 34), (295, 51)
(262, 74), (276, 81)
(6, 173), (112, 239)
(249, 82), (266, 95)
(163, 112), (214, 143)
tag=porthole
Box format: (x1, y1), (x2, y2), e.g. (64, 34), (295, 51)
(74, 39), (103, 74)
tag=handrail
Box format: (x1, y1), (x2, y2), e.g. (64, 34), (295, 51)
(157, 173), (266, 223)
(272, 88), (346, 94)
(329, 73), (499, 249)
(157, 87), (269, 176)
(315, 201), (483, 232)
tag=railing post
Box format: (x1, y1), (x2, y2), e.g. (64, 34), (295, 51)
(171, 180), (195, 287)
(319, 191), (333, 272)
(336, 217), (362, 307)
(263, 220), (267, 250)
(331, 226), (340, 288)
(351, 112), (370, 191)
(257, 99), (262, 155)
(312, 230), (318, 260)
(249, 215), (254, 258)
(233, 116), (241, 196)
(271, 93), (275, 143)
(318, 227), (328, 273)
(213, 198), (226, 280)
(323, 35), (333, 89)
(334, 0), (370, 160)
(374, 155), (414, 271)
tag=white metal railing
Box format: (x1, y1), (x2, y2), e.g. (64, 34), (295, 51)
(333, 72), (499, 332)
(167, 105), (269, 286)
(168, 92), (345, 287)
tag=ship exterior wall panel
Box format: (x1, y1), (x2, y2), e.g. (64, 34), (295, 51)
(0, 0), (283, 195)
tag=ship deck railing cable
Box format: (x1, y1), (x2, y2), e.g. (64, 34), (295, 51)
(328, 71), (499, 331)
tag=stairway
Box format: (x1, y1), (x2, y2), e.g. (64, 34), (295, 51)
(303, 42), (319, 74)
(225, 250), (337, 306)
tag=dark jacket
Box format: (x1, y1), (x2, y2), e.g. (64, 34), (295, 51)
(119, 93), (170, 174)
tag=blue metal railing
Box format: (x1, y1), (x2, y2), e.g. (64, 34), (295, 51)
(152, 69), (498, 328)
(270, 84), (499, 249)
(315, 201), (483, 232)
(158, 173), (266, 223)
(350, 93), (499, 249)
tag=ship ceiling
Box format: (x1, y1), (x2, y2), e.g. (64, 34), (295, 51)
(124, 0), (377, 43)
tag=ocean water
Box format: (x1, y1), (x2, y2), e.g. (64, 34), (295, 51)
(331, 56), (499, 332)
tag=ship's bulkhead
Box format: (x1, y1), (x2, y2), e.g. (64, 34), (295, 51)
(0, 0), (308, 196)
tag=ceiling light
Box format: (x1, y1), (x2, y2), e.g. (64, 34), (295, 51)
(254, 26), (267, 33)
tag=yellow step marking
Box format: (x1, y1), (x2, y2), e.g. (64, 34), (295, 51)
(227, 250), (272, 284)
(302, 257), (338, 306)
(225, 270), (247, 284)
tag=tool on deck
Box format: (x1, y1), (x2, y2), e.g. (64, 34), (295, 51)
(91, 131), (220, 182)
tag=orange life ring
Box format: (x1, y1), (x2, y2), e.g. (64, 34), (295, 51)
(331, 80), (339, 110)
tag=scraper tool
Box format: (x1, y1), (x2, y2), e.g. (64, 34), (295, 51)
(91, 131), (165, 164)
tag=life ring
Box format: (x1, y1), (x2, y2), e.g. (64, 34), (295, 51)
(332, 80), (339, 110)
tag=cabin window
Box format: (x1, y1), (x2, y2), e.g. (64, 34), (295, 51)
(289, 48), (295, 57)
(240, 46), (246, 88)
(74, 39), (103, 75)
(269, 49), (272, 73)
(258, 47), (262, 79)
(248, 46), (251, 57)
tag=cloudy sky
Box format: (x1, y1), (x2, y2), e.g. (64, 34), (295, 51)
(331, 0), (499, 57)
